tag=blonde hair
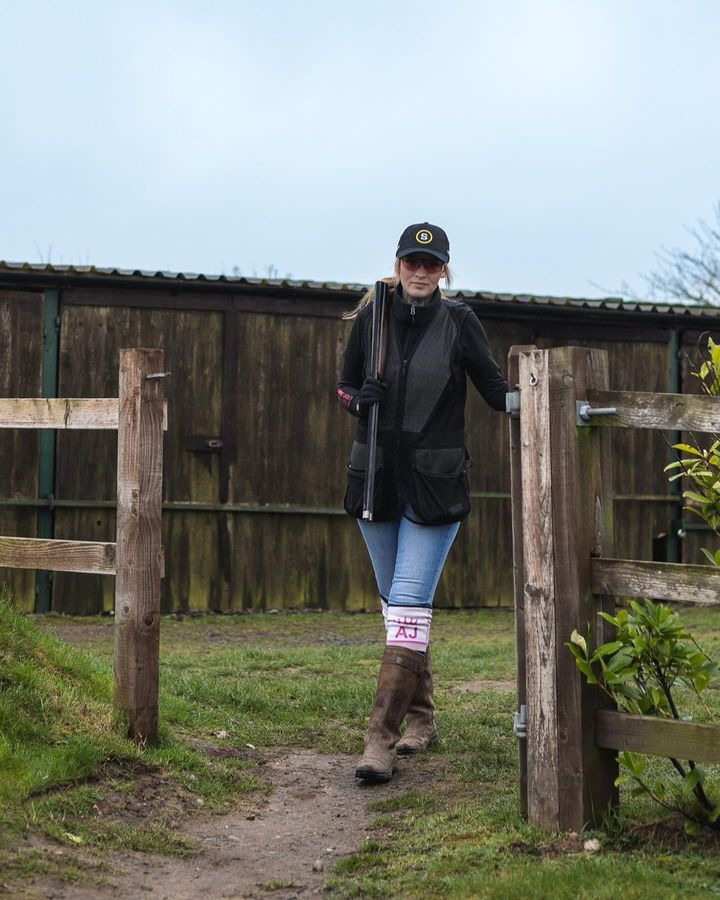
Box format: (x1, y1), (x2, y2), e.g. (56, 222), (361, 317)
(342, 259), (454, 320)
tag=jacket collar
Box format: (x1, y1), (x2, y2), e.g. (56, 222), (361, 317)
(391, 285), (441, 326)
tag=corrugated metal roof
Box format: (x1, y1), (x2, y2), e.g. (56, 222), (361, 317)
(1, 259), (718, 318)
(450, 288), (717, 316)
(0, 259), (368, 292)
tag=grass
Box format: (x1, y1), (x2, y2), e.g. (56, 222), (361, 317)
(3, 595), (720, 896)
(0, 592), (259, 886)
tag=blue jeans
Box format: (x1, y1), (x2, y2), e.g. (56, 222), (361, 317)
(357, 506), (461, 610)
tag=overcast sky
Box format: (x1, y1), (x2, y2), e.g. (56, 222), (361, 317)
(1, 1), (718, 298)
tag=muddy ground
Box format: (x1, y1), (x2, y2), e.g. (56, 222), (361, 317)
(10, 748), (448, 900)
(8, 616), (501, 899)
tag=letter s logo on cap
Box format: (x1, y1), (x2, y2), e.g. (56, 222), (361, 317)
(416, 229), (433, 244)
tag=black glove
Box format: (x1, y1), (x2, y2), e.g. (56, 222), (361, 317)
(356, 376), (387, 417)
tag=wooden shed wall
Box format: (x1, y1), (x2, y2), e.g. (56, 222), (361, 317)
(0, 282), (717, 613)
(0, 292), (43, 611)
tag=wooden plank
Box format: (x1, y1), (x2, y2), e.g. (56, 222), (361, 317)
(62, 287), (232, 311)
(0, 536), (116, 574)
(519, 349), (559, 829)
(591, 557), (720, 606)
(585, 389), (720, 432)
(547, 347), (585, 831)
(233, 312), (356, 508)
(546, 347), (617, 832)
(0, 398), (168, 430)
(533, 322), (671, 343)
(596, 709), (720, 763)
(52, 509), (116, 613)
(580, 349), (620, 822)
(585, 350), (619, 648)
(508, 344), (536, 818)
(0, 398), (119, 429)
(575, 340), (676, 565)
(114, 348), (164, 744)
(0, 290), (44, 610)
(0, 510), (37, 610)
(60, 286), (361, 318)
(53, 306), (196, 616)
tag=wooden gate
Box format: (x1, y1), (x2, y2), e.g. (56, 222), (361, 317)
(508, 345), (720, 831)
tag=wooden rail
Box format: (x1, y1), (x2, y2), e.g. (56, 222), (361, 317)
(0, 398), (120, 429)
(591, 558), (720, 606)
(596, 710), (720, 764)
(0, 349), (165, 745)
(0, 397), (168, 430)
(0, 537), (116, 574)
(585, 389), (720, 432)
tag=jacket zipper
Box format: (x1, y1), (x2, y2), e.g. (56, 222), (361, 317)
(395, 355), (408, 501)
(392, 303), (425, 507)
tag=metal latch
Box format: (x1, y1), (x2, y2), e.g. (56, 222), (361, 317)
(505, 390), (521, 417)
(576, 401), (618, 426)
(184, 435), (224, 453)
(513, 704), (527, 740)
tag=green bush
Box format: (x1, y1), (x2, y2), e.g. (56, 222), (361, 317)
(568, 599), (719, 833)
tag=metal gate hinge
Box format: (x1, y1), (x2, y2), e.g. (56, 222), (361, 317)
(513, 704), (527, 740)
(505, 390), (521, 417)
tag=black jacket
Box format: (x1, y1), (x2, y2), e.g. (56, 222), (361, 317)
(336, 286), (508, 525)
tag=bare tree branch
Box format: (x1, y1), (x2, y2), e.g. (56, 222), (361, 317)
(642, 203), (720, 306)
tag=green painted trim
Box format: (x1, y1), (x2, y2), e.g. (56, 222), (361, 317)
(35, 289), (60, 612)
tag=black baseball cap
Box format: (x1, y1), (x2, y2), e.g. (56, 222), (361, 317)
(396, 222), (450, 263)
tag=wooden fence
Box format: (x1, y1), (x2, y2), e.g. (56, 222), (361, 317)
(0, 349), (166, 743)
(509, 344), (720, 831)
(2, 278), (714, 615)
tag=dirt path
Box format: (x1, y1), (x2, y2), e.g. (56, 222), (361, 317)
(17, 618), (497, 898)
(26, 750), (446, 900)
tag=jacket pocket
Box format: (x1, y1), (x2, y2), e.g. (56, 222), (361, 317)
(344, 441), (383, 518)
(410, 447), (471, 525)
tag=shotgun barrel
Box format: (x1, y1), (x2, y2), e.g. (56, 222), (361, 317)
(362, 281), (388, 520)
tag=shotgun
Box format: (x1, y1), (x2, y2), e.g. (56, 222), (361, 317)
(362, 280), (389, 521)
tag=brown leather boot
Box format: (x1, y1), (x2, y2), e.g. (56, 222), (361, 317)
(396, 648), (438, 755)
(355, 647), (425, 782)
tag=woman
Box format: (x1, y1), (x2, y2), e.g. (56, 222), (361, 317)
(336, 222), (508, 782)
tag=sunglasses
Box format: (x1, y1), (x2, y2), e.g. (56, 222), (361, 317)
(400, 256), (445, 274)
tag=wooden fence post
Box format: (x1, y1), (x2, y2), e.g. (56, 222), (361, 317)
(114, 349), (164, 744)
(519, 347), (618, 830)
(508, 344), (536, 819)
